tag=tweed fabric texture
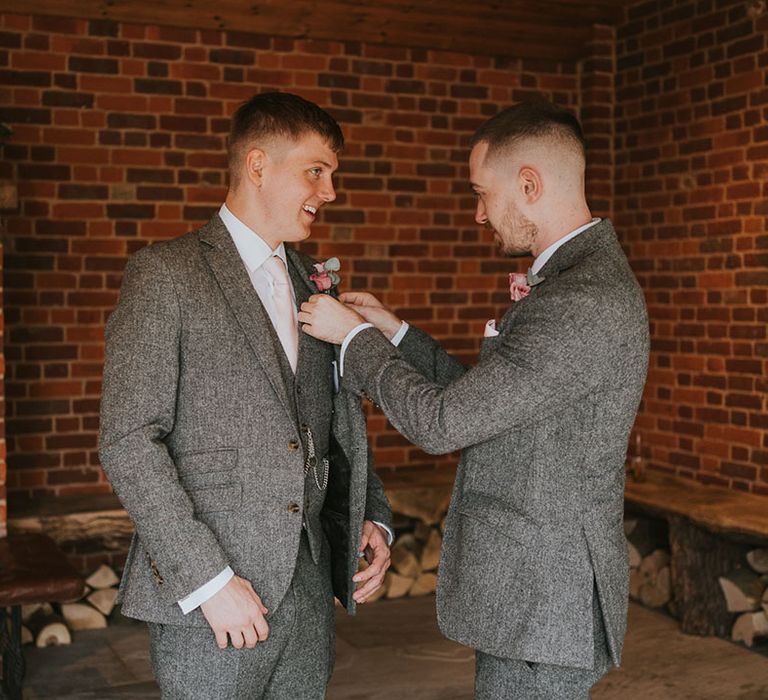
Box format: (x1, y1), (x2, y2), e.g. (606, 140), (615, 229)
(475, 587), (610, 699)
(99, 214), (390, 629)
(149, 532), (334, 699)
(343, 220), (650, 669)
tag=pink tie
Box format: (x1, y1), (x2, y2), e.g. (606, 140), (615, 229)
(263, 255), (298, 372)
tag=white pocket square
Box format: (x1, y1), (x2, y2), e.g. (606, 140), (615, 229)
(484, 319), (499, 338)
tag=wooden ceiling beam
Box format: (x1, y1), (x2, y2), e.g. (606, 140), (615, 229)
(2, 0), (627, 60)
(329, 0), (626, 27)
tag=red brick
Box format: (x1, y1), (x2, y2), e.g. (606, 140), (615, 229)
(0, 6), (763, 519)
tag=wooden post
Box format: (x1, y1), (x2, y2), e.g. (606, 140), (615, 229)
(668, 515), (752, 636)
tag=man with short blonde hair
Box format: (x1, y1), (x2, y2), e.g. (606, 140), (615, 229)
(100, 92), (391, 698)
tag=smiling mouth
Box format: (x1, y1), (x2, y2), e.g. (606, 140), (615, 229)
(303, 204), (318, 218)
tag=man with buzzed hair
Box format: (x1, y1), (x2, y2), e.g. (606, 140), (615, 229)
(300, 100), (650, 698)
(100, 92), (392, 698)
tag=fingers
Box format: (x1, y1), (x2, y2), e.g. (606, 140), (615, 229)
(229, 629), (245, 650)
(241, 624), (258, 649)
(353, 565), (387, 603)
(353, 557), (384, 584)
(353, 523), (391, 587)
(339, 292), (382, 308)
(203, 577), (271, 650)
(354, 579), (385, 603)
(246, 582), (269, 616)
(353, 542), (389, 603)
(214, 629), (229, 650)
(254, 614), (270, 641)
(357, 529), (371, 558)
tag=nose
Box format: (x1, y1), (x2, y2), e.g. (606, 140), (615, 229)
(319, 178), (336, 203)
(475, 199), (487, 225)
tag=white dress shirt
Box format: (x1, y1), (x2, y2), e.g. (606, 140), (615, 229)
(178, 204), (392, 614)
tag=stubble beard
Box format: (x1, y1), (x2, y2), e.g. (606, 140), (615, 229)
(494, 209), (538, 258)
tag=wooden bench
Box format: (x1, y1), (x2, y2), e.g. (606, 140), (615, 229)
(0, 534), (84, 700)
(625, 471), (768, 637)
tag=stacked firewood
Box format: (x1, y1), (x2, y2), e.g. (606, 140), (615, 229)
(21, 564), (120, 647)
(719, 548), (768, 647)
(364, 521), (443, 602)
(625, 516), (672, 609)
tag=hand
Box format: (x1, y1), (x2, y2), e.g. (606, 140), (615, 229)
(339, 292), (403, 341)
(298, 294), (366, 344)
(352, 520), (391, 603)
(200, 575), (270, 649)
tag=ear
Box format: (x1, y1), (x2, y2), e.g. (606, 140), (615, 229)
(518, 166), (542, 204)
(244, 148), (266, 189)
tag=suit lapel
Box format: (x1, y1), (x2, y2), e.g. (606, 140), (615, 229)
(287, 247), (323, 372)
(198, 216), (295, 424)
(496, 220), (618, 336)
(287, 247), (336, 402)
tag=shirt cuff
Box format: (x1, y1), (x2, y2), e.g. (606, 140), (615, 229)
(339, 323), (374, 376)
(390, 321), (409, 347)
(373, 520), (395, 546)
(177, 566), (234, 614)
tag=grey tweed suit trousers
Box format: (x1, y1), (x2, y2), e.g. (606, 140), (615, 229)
(99, 215), (391, 697)
(342, 220), (649, 694)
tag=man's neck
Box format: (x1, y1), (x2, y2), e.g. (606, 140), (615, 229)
(530, 217), (600, 275)
(224, 191), (281, 250)
(531, 206), (593, 258)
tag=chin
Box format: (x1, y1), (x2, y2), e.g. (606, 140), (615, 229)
(288, 226), (313, 244)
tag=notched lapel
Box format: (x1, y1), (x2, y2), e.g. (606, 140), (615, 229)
(286, 247), (322, 299)
(198, 216), (295, 422)
(287, 247), (330, 373)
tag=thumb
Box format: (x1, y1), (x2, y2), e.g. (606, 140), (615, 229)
(358, 529), (371, 557)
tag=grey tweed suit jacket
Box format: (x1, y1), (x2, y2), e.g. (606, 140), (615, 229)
(99, 215), (390, 626)
(342, 220), (649, 669)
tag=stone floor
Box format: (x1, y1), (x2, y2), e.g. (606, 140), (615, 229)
(20, 598), (768, 699)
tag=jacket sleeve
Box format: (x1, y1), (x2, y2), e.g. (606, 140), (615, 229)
(363, 444), (391, 528)
(342, 290), (640, 456)
(397, 325), (467, 386)
(99, 247), (230, 601)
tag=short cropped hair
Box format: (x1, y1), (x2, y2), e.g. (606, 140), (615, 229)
(228, 92), (344, 184)
(471, 100), (585, 162)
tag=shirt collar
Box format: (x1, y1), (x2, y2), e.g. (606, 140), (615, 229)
(531, 218), (601, 275)
(219, 203), (287, 273)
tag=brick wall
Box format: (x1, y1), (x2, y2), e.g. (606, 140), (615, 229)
(1, 0), (765, 515)
(1, 12), (592, 507)
(615, 0), (768, 493)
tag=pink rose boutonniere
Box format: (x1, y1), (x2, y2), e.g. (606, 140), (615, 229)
(310, 257), (341, 294)
(509, 269), (545, 302)
(509, 272), (530, 302)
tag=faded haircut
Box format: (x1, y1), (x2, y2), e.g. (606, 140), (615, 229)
(227, 92), (344, 186)
(471, 99), (585, 163)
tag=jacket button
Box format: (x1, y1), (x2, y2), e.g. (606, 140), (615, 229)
(287, 502), (300, 513)
(288, 440), (299, 450)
